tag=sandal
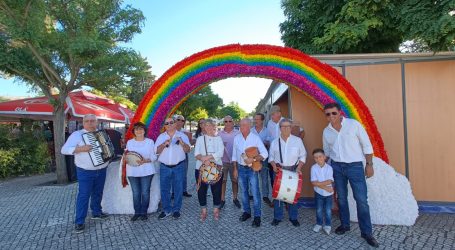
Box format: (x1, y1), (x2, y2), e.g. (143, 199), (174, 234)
(213, 208), (220, 221)
(200, 208), (207, 222)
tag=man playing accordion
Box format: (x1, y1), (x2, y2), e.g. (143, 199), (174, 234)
(61, 114), (110, 233)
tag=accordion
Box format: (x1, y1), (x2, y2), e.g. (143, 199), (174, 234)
(82, 130), (115, 167)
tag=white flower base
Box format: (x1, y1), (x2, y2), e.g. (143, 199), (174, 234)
(347, 157), (418, 226)
(101, 160), (161, 214)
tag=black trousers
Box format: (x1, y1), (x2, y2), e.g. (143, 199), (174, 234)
(196, 170), (222, 208)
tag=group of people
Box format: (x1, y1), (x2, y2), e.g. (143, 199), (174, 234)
(61, 102), (379, 248)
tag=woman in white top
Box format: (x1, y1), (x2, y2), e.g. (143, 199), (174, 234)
(126, 122), (157, 221)
(194, 119), (224, 221)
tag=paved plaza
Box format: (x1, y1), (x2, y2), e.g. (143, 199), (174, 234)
(0, 156), (454, 250)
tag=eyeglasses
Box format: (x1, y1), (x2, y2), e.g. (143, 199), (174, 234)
(325, 112), (338, 116)
(164, 121), (174, 125)
(224, 120), (233, 123)
(280, 125), (292, 128)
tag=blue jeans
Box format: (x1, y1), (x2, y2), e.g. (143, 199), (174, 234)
(183, 154), (188, 192)
(259, 160), (269, 198)
(332, 161), (372, 236)
(273, 200), (299, 220)
(128, 175), (154, 215)
(238, 165), (261, 217)
(160, 161), (184, 214)
(315, 192), (332, 226)
(171, 154), (189, 194)
(75, 167), (107, 225)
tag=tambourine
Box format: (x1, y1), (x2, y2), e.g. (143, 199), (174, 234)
(124, 151), (144, 167)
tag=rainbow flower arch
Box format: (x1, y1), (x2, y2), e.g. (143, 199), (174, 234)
(131, 44), (388, 162)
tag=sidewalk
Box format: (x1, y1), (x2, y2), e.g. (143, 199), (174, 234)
(0, 155), (454, 249)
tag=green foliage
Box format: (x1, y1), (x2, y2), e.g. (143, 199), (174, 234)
(176, 86), (223, 121)
(217, 101), (247, 121)
(280, 0), (455, 53)
(89, 89), (137, 111)
(188, 107), (209, 122)
(0, 0), (149, 97)
(400, 0), (455, 52)
(0, 125), (50, 178)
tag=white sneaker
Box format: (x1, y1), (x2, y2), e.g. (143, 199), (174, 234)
(323, 226), (331, 235)
(313, 224), (322, 232)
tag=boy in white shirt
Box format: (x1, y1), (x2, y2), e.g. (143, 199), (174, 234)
(310, 148), (334, 235)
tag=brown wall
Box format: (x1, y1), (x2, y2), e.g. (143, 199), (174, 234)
(345, 64), (406, 175)
(289, 87), (327, 197)
(287, 60), (455, 202)
(405, 61), (455, 202)
(275, 93), (289, 118)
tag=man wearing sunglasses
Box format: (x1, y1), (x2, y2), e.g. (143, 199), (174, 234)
(174, 115), (192, 198)
(322, 103), (379, 248)
(218, 115), (241, 209)
(155, 117), (191, 220)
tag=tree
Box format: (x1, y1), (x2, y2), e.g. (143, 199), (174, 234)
(188, 107), (208, 122)
(218, 102), (247, 121)
(280, 0), (454, 53)
(0, 0), (146, 183)
(400, 0), (455, 52)
(176, 86), (223, 120)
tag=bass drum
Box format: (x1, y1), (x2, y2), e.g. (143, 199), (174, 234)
(272, 169), (303, 204)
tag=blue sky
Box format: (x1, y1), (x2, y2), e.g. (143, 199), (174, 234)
(0, 0), (285, 112)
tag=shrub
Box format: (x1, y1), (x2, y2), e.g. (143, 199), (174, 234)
(0, 124), (50, 178)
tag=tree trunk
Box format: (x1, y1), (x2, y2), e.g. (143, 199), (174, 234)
(54, 95), (68, 184)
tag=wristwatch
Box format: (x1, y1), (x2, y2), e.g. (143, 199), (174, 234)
(366, 162), (373, 165)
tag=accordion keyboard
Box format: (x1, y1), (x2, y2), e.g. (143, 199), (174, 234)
(82, 130), (115, 167)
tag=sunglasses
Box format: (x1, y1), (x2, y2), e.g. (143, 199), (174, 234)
(325, 112), (338, 116)
(224, 120), (233, 123)
(176, 119), (185, 122)
(164, 121), (175, 125)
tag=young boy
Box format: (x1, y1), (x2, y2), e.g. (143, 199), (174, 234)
(310, 148), (334, 235)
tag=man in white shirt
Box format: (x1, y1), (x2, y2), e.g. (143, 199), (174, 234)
(218, 115), (241, 209)
(322, 102), (379, 248)
(174, 114), (192, 198)
(269, 119), (307, 227)
(61, 114), (109, 233)
(155, 117), (191, 220)
(266, 105), (284, 185)
(233, 118), (268, 228)
(251, 113), (272, 207)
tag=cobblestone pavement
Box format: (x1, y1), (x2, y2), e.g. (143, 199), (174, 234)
(1, 153), (454, 249)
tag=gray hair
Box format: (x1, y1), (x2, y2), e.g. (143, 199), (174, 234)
(83, 114), (97, 122)
(205, 119), (216, 126)
(240, 118), (252, 125)
(279, 118), (293, 127)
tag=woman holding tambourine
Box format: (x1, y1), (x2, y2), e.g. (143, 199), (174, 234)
(194, 119), (224, 221)
(125, 122), (157, 221)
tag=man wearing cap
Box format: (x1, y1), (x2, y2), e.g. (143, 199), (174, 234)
(175, 114), (192, 198)
(266, 105), (284, 184)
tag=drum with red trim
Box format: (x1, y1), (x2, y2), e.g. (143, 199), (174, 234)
(272, 169), (303, 204)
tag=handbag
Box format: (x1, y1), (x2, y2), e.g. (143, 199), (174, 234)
(197, 136), (222, 189)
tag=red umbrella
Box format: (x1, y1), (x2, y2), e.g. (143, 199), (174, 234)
(0, 91), (130, 123)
